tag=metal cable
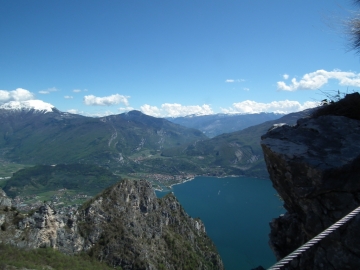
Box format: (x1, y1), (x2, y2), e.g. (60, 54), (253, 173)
(268, 205), (360, 270)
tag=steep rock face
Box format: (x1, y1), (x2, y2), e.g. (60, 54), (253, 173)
(261, 115), (360, 269)
(78, 179), (223, 269)
(0, 189), (12, 208)
(0, 181), (223, 270)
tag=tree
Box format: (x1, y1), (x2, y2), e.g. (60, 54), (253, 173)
(349, 0), (360, 53)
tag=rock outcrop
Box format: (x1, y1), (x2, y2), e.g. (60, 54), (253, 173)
(0, 180), (223, 270)
(261, 112), (360, 269)
(0, 189), (12, 208)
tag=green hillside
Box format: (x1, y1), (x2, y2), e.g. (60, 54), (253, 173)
(160, 109), (313, 178)
(0, 110), (207, 175)
(0, 108), (314, 181)
(2, 164), (122, 210)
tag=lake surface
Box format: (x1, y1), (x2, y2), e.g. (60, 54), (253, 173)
(156, 176), (284, 270)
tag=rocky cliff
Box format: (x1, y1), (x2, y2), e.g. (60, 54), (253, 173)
(261, 95), (360, 269)
(0, 179), (223, 270)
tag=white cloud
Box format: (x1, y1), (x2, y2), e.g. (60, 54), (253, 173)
(118, 106), (134, 112)
(283, 74), (289, 80)
(85, 110), (117, 117)
(141, 103), (213, 117)
(0, 91), (10, 102)
(73, 89), (88, 93)
(67, 109), (118, 117)
(39, 87), (58, 94)
(226, 79), (235, 83)
(140, 104), (162, 117)
(225, 79), (245, 83)
(83, 94), (130, 106)
(0, 88), (35, 104)
(221, 100), (319, 114)
(162, 103), (213, 117)
(67, 109), (78, 114)
(64, 95), (73, 99)
(243, 88), (250, 91)
(277, 69), (360, 91)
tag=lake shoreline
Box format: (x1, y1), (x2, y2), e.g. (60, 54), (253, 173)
(155, 176), (282, 270)
(154, 174), (270, 192)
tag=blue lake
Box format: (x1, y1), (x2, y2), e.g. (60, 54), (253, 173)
(156, 176), (284, 270)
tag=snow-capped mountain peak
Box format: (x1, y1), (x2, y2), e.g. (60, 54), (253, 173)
(0, 100), (55, 113)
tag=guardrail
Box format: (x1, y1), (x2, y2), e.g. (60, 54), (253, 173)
(268, 205), (360, 270)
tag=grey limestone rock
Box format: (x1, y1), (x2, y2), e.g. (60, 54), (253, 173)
(77, 179), (222, 270)
(0, 188), (12, 208)
(0, 180), (223, 270)
(261, 114), (360, 269)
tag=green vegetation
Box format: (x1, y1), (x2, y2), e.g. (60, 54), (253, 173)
(167, 112), (282, 138)
(0, 162), (30, 178)
(161, 230), (219, 269)
(312, 92), (360, 120)
(0, 162), (30, 189)
(77, 185), (221, 270)
(3, 163), (121, 197)
(2, 164), (122, 210)
(155, 109), (313, 179)
(0, 107), (311, 181)
(0, 180), (7, 189)
(0, 110), (206, 171)
(0, 105), (318, 187)
(0, 243), (117, 270)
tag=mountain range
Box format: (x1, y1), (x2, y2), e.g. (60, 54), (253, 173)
(0, 101), (205, 176)
(0, 100), (315, 180)
(162, 109), (314, 178)
(167, 112), (282, 138)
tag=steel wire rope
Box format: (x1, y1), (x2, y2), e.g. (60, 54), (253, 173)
(267, 205), (360, 270)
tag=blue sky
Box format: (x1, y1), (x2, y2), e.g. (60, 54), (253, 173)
(1, 0), (360, 117)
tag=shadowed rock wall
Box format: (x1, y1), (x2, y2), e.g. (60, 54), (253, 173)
(261, 114), (360, 269)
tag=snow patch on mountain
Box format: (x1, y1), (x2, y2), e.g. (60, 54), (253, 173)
(0, 100), (55, 113)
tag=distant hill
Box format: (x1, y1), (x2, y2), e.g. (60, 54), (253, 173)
(166, 113), (282, 138)
(0, 101), (317, 180)
(3, 164), (120, 198)
(0, 106), (206, 174)
(161, 109), (314, 178)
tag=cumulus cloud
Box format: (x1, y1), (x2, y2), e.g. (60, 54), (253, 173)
(38, 87), (58, 94)
(141, 103), (213, 117)
(221, 100), (319, 114)
(64, 95), (73, 99)
(140, 104), (162, 117)
(0, 88), (35, 104)
(83, 94), (129, 106)
(283, 74), (289, 80)
(243, 88), (250, 91)
(277, 69), (360, 91)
